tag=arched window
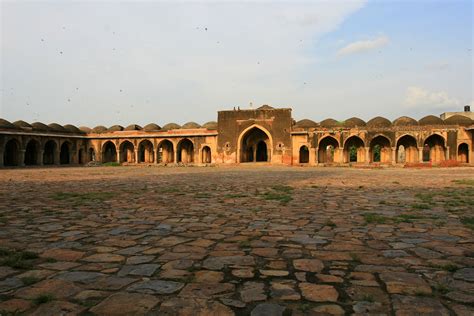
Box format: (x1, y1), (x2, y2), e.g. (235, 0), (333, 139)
(299, 146), (309, 163)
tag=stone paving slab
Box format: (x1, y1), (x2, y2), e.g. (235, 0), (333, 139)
(0, 165), (473, 315)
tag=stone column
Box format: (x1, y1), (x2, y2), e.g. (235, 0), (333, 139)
(445, 146), (450, 161)
(174, 149), (178, 164)
(54, 149), (60, 165)
(134, 150), (139, 164)
(391, 147), (397, 165)
(418, 147), (424, 163)
(19, 150), (26, 167)
(154, 148), (159, 164)
(253, 147), (257, 162)
(364, 147), (370, 164)
(117, 150), (122, 164)
(0, 150), (4, 167)
(38, 150), (44, 166)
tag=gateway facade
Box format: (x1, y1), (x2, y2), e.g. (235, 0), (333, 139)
(1, 105), (473, 167)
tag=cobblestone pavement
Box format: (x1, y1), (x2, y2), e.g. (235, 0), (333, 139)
(0, 165), (473, 315)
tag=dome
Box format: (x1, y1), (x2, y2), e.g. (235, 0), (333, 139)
(63, 124), (82, 133)
(419, 115), (444, 126)
(91, 125), (108, 133)
(162, 123), (181, 131)
(443, 115), (473, 126)
(393, 116), (418, 126)
(48, 123), (67, 132)
(79, 126), (92, 133)
(143, 123), (161, 132)
(13, 120), (32, 129)
(108, 125), (124, 132)
(0, 118), (16, 129)
(319, 118), (341, 128)
(182, 122), (201, 129)
(202, 121), (217, 130)
(257, 104), (274, 110)
(344, 117), (366, 128)
(294, 119), (318, 128)
(31, 122), (51, 131)
(124, 124), (142, 131)
(366, 116), (392, 128)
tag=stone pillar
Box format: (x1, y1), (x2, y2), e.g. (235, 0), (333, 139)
(70, 149), (77, 164)
(174, 149), (178, 164)
(311, 147), (318, 165)
(19, 150), (26, 167)
(117, 150), (122, 164)
(445, 146), (450, 161)
(134, 150), (139, 164)
(154, 148), (159, 164)
(364, 147), (370, 164)
(0, 150), (4, 167)
(391, 147), (397, 164)
(418, 147), (424, 163)
(54, 149), (60, 165)
(38, 150), (44, 166)
(253, 147), (257, 162)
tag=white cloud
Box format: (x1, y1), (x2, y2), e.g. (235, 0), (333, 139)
(404, 86), (460, 109)
(336, 35), (389, 57)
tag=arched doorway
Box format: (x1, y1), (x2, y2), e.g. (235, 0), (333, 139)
(102, 141), (117, 163)
(202, 146), (211, 163)
(120, 141), (135, 163)
(138, 140), (154, 163)
(299, 146), (309, 163)
(240, 126), (271, 163)
(4, 139), (20, 166)
(60, 142), (71, 164)
(157, 140), (174, 163)
(458, 143), (469, 163)
(369, 136), (391, 163)
(344, 136), (365, 163)
(43, 140), (57, 165)
(423, 134), (446, 163)
(177, 139), (194, 163)
(318, 136), (339, 163)
(25, 139), (40, 166)
(396, 135), (418, 163)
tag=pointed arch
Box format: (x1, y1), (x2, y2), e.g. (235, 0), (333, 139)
(343, 135), (365, 163)
(369, 135), (391, 163)
(102, 141), (117, 163)
(237, 125), (273, 163)
(396, 135), (418, 163)
(318, 136), (339, 163)
(157, 139), (174, 163)
(177, 138), (194, 163)
(119, 140), (135, 163)
(138, 140), (154, 163)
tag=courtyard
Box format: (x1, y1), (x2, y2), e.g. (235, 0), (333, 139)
(0, 165), (473, 315)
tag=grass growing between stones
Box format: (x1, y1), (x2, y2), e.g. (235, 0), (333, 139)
(20, 276), (40, 285)
(261, 185), (294, 205)
(102, 162), (121, 167)
(452, 179), (474, 186)
(33, 294), (55, 305)
(363, 213), (388, 224)
(51, 192), (115, 205)
(0, 248), (38, 269)
(460, 217), (474, 230)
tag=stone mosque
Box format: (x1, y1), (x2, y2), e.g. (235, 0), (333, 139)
(0, 105), (473, 168)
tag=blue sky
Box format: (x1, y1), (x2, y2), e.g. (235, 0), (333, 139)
(1, 0), (472, 127)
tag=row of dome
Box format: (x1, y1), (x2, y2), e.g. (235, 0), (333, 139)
(0, 120), (218, 134)
(293, 115), (473, 129)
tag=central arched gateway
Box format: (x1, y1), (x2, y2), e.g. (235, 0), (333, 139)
(238, 125), (272, 163)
